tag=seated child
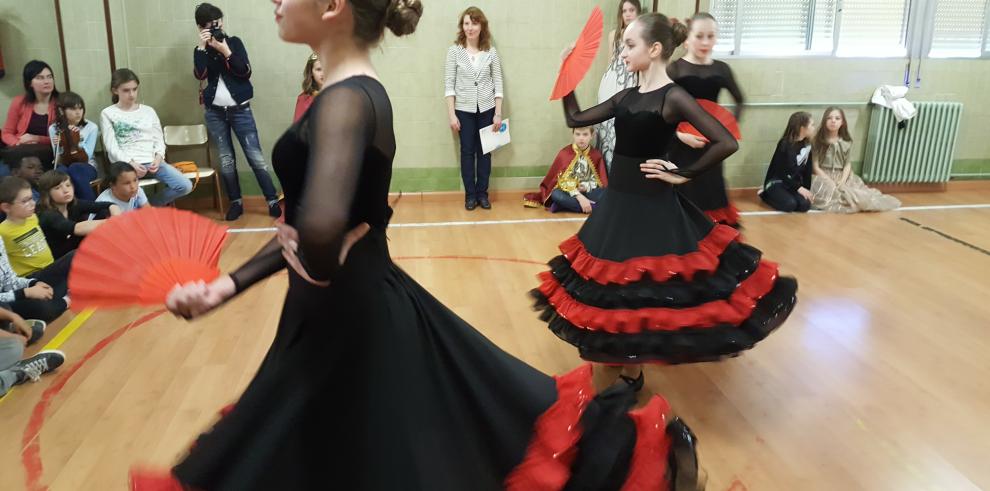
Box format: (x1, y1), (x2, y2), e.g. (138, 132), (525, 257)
(100, 68), (193, 206)
(38, 170), (121, 259)
(0, 307), (46, 347)
(760, 111), (815, 213)
(48, 91), (100, 200)
(8, 153), (43, 203)
(811, 107), (901, 213)
(523, 126), (607, 214)
(96, 162), (149, 213)
(0, 304), (65, 397)
(0, 177), (72, 322)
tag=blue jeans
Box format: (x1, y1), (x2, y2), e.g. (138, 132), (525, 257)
(0, 337), (24, 397)
(550, 187), (606, 213)
(455, 108), (495, 201)
(204, 104), (279, 202)
(58, 163), (98, 201)
(143, 162), (193, 206)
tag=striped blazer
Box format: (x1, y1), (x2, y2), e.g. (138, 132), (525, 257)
(444, 45), (504, 113)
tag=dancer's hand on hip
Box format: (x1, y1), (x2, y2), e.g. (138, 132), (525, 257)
(276, 222), (372, 287)
(640, 159), (690, 185)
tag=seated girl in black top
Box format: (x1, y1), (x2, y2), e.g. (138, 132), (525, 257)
(36, 170), (120, 259)
(760, 111), (815, 212)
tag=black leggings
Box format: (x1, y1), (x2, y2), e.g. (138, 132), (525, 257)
(761, 184), (811, 213)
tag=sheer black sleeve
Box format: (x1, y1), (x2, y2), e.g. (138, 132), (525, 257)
(663, 86), (738, 179)
(562, 88), (631, 128)
(229, 237), (284, 294)
(717, 61), (745, 120)
(229, 83), (374, 292)
(292, 81), (375, 282)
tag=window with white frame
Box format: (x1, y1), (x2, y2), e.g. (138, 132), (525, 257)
(835, 0), (911, 56)
(709, 0), (990, 57)
(929, 0), (990, 57)
(711, 0), (737, 52)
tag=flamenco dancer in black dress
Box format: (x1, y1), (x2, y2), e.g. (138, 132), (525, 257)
(533, 13), (797, 385)
(665, 13), (745, 227)
(131, 1), (702, 490)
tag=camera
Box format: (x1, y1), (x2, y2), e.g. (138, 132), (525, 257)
(209, 21), (227, 42)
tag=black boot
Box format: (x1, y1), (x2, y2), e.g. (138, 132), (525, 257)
(225, 200), (244, 221)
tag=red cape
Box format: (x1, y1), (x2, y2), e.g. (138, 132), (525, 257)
(524, 145), (607, 208)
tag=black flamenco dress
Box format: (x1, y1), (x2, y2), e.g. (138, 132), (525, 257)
(130, 76), (703, 491)
(665, 59), (745, 227)
(532, 84), (797, 365)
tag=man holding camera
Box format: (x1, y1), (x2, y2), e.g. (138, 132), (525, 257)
(194, 3), (280, 220)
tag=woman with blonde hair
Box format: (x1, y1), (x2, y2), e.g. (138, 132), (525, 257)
(293, 52), (324, 122)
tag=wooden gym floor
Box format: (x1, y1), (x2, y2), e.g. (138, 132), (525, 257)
(1, 185), (988, 491)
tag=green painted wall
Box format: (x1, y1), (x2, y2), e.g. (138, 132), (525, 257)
(0, 1), (63, 119)
(2, 0), (988, 195)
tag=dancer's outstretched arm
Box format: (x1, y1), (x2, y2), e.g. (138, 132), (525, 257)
(662, 85), (738, 178)
(562, 88), (631, 128)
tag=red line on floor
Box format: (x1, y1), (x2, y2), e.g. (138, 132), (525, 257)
(21, 310), (167, 491)
(18, 256), (540, 489)
(726, 478), (749, 490)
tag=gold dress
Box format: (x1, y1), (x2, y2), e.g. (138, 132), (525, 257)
(811, 140), (901, 213)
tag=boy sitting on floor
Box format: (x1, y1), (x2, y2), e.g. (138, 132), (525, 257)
(523, 126), (607, 214)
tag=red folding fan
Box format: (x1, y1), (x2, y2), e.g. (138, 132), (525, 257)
(550, 7), (604, 101)
(68, 207), (228, 309)
(676, 99), (742, 142)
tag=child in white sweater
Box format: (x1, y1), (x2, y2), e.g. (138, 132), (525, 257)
(100, 69), (192, 206)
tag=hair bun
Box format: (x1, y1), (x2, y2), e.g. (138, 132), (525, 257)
(385, 0), (423, 37)
(670, 17), (689, 46)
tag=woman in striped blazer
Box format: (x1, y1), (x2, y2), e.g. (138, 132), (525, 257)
(444, 6), (504, 210)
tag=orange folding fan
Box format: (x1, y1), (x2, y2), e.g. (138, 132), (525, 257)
(68, 207), (228, 309)
(676, 99), (742, 142)
(550, 7), (604, 101)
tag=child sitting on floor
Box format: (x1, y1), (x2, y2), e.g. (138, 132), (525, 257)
(523, 126), (607, 214)
(0, 177), (72, 322)
(37, 170), (121, 259)
(96, 162), (149, 213)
